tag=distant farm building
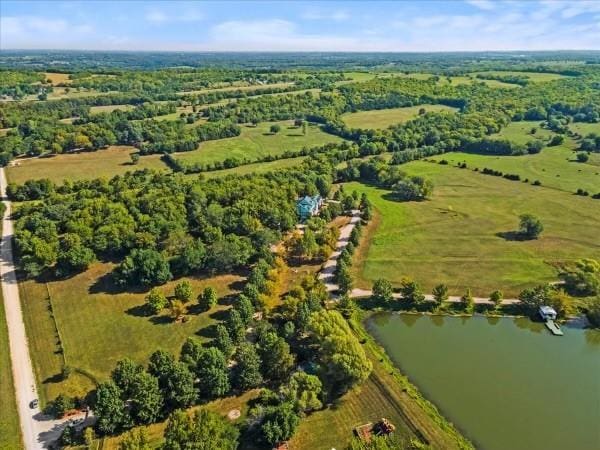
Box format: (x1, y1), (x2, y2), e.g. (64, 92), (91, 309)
(296, 195), (323, 220)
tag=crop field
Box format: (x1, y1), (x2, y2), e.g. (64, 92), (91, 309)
(341, 104), (458, 129)
(43, 72), (71, 85)
(174, 120), (345, 166)
(347, 161), (600, 297)
(0, 290), (22, 450)
(6, 146), (168, 185)
(19, 262), (243, 403)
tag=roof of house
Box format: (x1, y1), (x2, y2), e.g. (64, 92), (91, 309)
(539, 305), (557, 314)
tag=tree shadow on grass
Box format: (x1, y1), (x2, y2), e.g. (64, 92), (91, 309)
(88, 270), (147, 295)
(227, 279), (247, 292)
(42, 372), (65, 384)
(149, 315), (174, 325)
(209, 309), (230, 322)
(495, 231), (529, 241)
(125, 304), (152, 318)
(196, 323), (218, 339)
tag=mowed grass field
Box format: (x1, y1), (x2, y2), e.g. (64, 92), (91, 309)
(174, 120), (345, 166)
(341, 104), (458, 129)
(0, 290), (22, 450)
(19, 262), (243, 403)
(347, 161), (600, 297)
(428, 121), (600, 194)
(6, 146), (168, 185)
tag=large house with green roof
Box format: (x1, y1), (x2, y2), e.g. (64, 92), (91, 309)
(296, 195), (323, 220)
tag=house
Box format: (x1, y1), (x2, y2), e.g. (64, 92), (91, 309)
(296, 195), (323, 220)
(539, 305), (557, 321)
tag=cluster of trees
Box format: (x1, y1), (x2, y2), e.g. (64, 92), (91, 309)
(475, 72), (530, 86)
(12, 167), (333, 280)
(559, 259), (600, 297)
(287, 217), (340, 262)
(579, 133), (600, 152)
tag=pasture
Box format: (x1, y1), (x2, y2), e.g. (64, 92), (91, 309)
(341, 104), (458, 129)
(19, 262), (243, 403)
(89, 104), (134, 114)
(347, 161), (600, 297)
(6, 146), (168, 185)
(570, 122), (600, 136)
(174, 120), (345, 167)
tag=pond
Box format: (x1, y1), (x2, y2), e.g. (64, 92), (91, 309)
(366, 313), (600, 450)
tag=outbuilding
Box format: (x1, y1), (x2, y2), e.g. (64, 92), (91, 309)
(539, 305), (557, 321)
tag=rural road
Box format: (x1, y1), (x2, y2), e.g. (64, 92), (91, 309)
(0, 167), (86, 449)
(317, 208), (520, 305)
(318, 209), (362, 292)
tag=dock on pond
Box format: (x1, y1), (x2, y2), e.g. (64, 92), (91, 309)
(545, 319), (564, 336)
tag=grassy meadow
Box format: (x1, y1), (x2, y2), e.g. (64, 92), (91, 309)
(19, 262), (243, 403)
(6, 146), (168, 185)
(174, 120), (345, 166)
(472, 71), (568, 82)
(347, 160), (600, 297)
(0, 290), (22, 450)
(341, 104), (458, 129)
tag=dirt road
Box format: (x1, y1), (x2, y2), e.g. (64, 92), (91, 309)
(0, 167), (86, 449)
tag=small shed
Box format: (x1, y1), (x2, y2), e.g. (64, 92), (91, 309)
(539, 305), (557, 321)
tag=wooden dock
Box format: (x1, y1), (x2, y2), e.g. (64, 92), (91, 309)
(545, 320), (564, 336)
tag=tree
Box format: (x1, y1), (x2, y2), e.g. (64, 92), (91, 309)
(280, 371), (323, 414)
(94, 381), (129, 435)
(196, 347), (230, 398)
(146, 288), (168, 314)
(129, 371), (163, 424)
(489, 290), (503, 308)
(163, 361), (197, 409)
(235, 294), (255, 326)
(226, 309), (246, 344)
(392, 176), (433, 201)
(399, 278), (425, 307)
(199, 286), (218, 311)
(119, 428), (151, 450)
(560, 259), (600, 296)
(586, 296), (600, 328)
(258, 332), (295, 382)
(45, 394), (75, 418)
(432, 284), (449, 306)
(307, 310), (371, 392)
(518, 214), (544, 240)
(260, 402), (300, 445)
(130, 153), (140, 165)
(115, 248), (172, 287)
(169, 299), (186, 321)
(336, 262), (353, 295)
(163, 409), (239, 450)
(519, 285), (551, 315)
(302, 121), (307, 135)
(111, 358), (143, 397)
(461, 288), (474, 312)
(577, 152), (589, 162)
(232, 342), (263, 390)
(214, 324), (234, 358)
(372, 278), (394, 304)
(270, 124), (281, 134)
(174, 280), (193, 303)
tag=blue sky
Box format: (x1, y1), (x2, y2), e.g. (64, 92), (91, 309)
(1, 1), (599, 51)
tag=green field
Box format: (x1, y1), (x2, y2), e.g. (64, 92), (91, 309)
(6, 146), (168, 185)
(427, 121), (600, 194)
(174, 120), (345, 166)
(570, 122), (600, 136)
(89, 104), (134, 114)
(20, 262), (242, 403)
(341, 105), (458, 129)
(472, 71), (568, 82)
(348, 161), (600, 297)
(0, 290), (22, 450)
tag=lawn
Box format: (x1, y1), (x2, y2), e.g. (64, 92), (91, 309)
(6, 146), (168, 185)
(347, 161), (600, 297)
(19, 262), (243, 403)
(0, 289), (22, 450)
(174, 120), (345, 167)
(341, 105), (458, 129)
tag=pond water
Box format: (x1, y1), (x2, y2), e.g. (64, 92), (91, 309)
(366, 313), (600, 450)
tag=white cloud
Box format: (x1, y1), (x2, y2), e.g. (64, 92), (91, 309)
(465, 0), (495, 11)
(301, 9), (350, 22)
(144, 8), (203, 24)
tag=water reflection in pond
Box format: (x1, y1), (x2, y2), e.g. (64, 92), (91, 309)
(366, 313), (600, 450)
